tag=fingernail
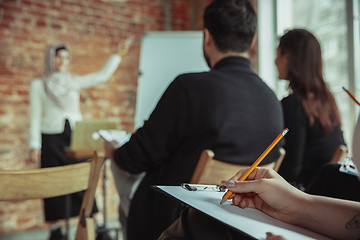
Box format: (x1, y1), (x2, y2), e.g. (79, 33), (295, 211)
(221, 181), (235, 188)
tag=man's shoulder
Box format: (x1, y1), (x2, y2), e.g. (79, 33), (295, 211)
(171, 71), (212, 88)
(176, 70), (211, 79)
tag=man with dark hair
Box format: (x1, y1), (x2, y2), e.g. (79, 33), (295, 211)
(203, 0), (257, 53)
(105, 0), (283, 239)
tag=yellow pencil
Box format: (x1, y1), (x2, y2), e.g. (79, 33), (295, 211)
(220, 128), (289, 204)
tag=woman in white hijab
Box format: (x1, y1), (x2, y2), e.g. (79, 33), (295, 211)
(29, 38), (133, 240)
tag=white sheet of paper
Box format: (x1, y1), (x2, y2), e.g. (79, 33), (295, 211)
(98, 129), (131, 144)
(155, 186), (331, 240)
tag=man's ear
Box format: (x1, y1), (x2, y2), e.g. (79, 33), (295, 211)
(250, 34), (257, 50)
(203, 28), (212, 46)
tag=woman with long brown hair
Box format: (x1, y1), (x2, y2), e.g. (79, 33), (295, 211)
(275, 29), (345, 189)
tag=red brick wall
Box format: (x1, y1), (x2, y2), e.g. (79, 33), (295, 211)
(0, 0), (210, 234)
(0, 0), (258, 234)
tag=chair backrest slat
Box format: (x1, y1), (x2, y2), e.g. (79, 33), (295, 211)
(330, 145), (348, 163)
(0, 151), (104, 240)
(191, 148), (285, 185)
(0, 162), (91, 201)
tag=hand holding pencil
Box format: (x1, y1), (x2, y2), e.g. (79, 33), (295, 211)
(221, 166), (360, 239)
(220, 167), (306, 224)
(220, 128), (288, 204)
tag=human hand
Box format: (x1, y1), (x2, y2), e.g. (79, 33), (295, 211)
(221, 167), (308, 224)
(117, 35), (135, 57)
(266, 232), (287, 240)
(104, 140), (121, 159)
(29, 148), (41, 163)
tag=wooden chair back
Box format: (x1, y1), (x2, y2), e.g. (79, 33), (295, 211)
(330, 145), (348, 163)
(190, 148), (286, 185)
(0, 151), (104, 240)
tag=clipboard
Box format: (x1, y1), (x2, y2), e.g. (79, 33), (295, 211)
(181, 183), (225, 192)
(97, 129), (131, 144)
(153, 185), (331, 240)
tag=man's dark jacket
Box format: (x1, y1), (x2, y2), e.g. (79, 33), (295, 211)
(114, 56), (284, 240)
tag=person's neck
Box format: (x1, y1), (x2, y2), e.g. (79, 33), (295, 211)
(210, 51), (249, 68)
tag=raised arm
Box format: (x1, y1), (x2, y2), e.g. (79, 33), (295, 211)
(221, 167), (360, 240)
(77, 36), (135, 89)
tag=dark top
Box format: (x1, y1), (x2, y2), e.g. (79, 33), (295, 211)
(114, 56), (284, 240)
(278, 94), (345, 188)
(306, 162), (360, 202)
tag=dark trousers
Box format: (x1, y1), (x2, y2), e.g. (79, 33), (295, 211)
(41, 119), (98, 221)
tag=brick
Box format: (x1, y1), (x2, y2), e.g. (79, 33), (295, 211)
(16, 90), (29, 96)
(1, 4), (23, 13)
(36, 20), (46, 27)
(0, 0), (213, 235)
(21, 0), (32, 6)
(35, 2), (47, 9)
(50, 23), (62, 30)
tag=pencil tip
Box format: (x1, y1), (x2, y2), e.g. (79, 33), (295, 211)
(220, 198), (226, 204)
